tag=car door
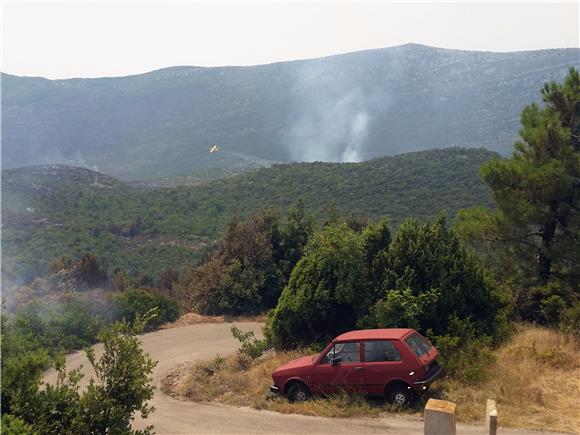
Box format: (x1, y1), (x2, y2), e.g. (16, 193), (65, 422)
(362, 340), (407, 397)
(313, 341), (365, 394)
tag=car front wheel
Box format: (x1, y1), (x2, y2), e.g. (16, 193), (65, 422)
(287, 382), (310, 403)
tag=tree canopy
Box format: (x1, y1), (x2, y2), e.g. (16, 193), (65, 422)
(457, 68), (579, 324)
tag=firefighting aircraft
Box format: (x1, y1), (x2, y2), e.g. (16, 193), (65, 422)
(208, 145), (220, 153)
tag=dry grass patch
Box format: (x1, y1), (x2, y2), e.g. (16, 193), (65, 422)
(438, 324), (579, 433)
(163, 323), (579, 431)
(162, 349), (416, 418)
(161, 312), (266, 329)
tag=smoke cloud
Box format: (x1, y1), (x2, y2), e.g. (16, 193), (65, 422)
(286, 61), (383, 163)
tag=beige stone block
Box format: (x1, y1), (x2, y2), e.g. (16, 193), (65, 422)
(424, 398), (456, 435)
(486, 399), (498, 435)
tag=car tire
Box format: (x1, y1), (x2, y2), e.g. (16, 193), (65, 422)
(287, 382), (310, 403)
(386, 384), (414, 407)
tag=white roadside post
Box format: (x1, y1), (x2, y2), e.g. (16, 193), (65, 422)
(485, 399), (498, 435)
(424, 398), (456, 435)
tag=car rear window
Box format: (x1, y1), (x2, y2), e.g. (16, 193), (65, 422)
(364, 340), (401, 362)
(404, 332), (433, 357)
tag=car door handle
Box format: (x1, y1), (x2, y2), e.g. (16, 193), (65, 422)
(354, 366), (364, 371)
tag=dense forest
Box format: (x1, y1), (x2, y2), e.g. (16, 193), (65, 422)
(2, 147), (495, 285)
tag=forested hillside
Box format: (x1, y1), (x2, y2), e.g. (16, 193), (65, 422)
(3, 44), (578, 179)
(2, 147), (494, 285)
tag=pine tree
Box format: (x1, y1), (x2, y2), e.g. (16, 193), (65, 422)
(457, 68), (579, 320)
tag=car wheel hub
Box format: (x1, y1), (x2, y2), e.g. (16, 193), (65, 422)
(296, 391), (306, 401)
(394, 392), (406, 404)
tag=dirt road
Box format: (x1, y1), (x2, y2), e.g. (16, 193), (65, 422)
(44, 322), (567, 435)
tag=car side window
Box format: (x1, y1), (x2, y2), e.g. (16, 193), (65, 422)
(364, 340), (401, 362)
(321, 342), (361, 364)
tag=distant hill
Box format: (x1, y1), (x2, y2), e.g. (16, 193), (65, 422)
(2, 147), (495, 285)
(2, 44), (578, 180)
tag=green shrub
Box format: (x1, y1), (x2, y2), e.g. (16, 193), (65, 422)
(231, 326), (268, 359)
(561, 302), (580, 335)
(0, 414), (37, 435)
(266, 224), (368, 349)
(371, 216), (508, 339)
(430, 316), (495, 384)
(359, 288), (439, 330)
(113, 288), (179, 329)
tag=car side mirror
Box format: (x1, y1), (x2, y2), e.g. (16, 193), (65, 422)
(331, 355), (342, 366)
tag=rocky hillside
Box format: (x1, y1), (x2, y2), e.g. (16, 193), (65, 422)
(3, 44), (578, 180)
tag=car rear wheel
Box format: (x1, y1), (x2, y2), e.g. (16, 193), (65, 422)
(287, 382), (310, 403)
(386, 384), (414, 407)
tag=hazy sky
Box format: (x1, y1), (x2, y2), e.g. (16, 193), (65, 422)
(2, 1), (578, 79)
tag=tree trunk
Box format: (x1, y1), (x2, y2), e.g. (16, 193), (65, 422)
(538, 203), (559, 283)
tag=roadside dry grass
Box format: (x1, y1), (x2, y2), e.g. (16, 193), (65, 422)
(160, 312), (267, 329)
(438, 324), (579, 433)
(163, 324), (579, 432)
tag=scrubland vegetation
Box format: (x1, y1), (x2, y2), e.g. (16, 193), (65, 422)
(2, 147), (494, 284)
(1, 69), (578, 433)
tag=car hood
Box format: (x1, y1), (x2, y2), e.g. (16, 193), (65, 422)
(274, 355), (316, 373)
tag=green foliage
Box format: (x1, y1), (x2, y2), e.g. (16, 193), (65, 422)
(6, 297), (107, 357)
(79, 315), (157, 434)
(231, 326), (269, 359)
(370, 216), (509, 340)
(560, 302), (580, 335)
(430, 317), (495, 384)
(113, 288), (179, 329)
(1, 314), (157, 434)
(266, 224), (368, 349)
(0, 347), (49, 417)
(457, 68), (579, 322)
(361, 288), (439, 331)
(179, 205), (313, 315)
(362, 218), (391, 295)
(0, 414), (37, 435)
(31, 364), (84, 434)
(2, 148), (495, 284)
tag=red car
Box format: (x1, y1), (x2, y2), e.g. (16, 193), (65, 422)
(270, 328), (442, 405)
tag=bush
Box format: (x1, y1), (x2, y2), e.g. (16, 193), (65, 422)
(430, 316), (495, 384)
(359, 288), (439, 331)
(370, 216), (509, 340)
(113, 288), (179, 329)
(2, 315), (158, 434)
(561, 302), (580, 335)
(266, 224), (368, 349)
(177, 204), (313, 316)
(0, 414), (37, 435)
(231, 326), (268, 359)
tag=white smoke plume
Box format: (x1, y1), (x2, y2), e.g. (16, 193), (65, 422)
(286, 61), (383, 163)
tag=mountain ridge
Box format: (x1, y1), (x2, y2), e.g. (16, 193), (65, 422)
(3, 43), (578, 80)
(3, 44), (578, 180)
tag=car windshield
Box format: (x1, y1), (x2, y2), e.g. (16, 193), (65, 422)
(404, 333), (433, 357)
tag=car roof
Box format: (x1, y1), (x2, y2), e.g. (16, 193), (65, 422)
(334, 328), (415, 341)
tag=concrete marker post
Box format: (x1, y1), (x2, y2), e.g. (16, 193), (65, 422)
(485, 399), (498, 435)
(424, 398), (456, 435)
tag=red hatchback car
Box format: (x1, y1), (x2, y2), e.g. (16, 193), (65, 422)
(270, 328), (442, 405)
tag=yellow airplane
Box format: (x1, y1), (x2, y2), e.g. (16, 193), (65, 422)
(208, 145), (220, 153)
